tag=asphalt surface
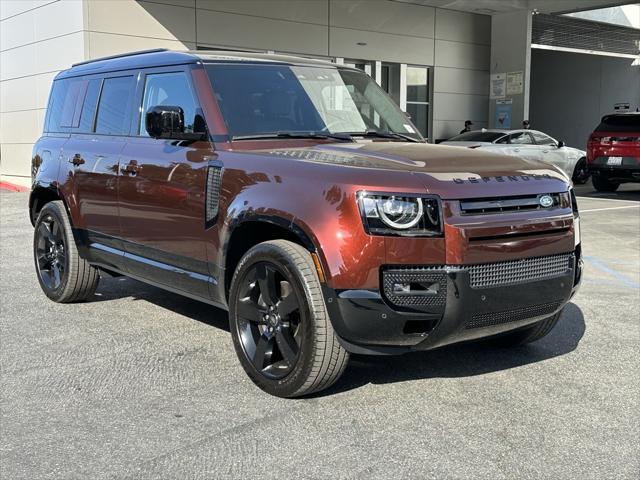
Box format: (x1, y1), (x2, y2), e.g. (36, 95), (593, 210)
(1, 184), (639, 479)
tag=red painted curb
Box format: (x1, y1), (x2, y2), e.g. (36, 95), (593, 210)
(0, 181), (30, 192)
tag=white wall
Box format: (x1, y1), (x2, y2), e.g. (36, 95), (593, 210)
(489, 10), (532, 130)
(0, 0), (492, 184)
(530, 49), (640, 150)
(0, 0), (85, 184)
(432, 8), (490, 140)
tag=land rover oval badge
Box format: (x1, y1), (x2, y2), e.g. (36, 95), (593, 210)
(539, 195), (554, 208)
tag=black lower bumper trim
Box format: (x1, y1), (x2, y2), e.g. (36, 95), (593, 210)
(324, 250), (582, 355)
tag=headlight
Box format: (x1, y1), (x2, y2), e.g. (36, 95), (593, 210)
(358, 192), (442, 236)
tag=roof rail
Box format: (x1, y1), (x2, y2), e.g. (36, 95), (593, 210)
(71, 48), (170, 67)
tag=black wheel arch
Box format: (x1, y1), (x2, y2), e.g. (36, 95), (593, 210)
(221, 214), (321, 304)
(29, 183), (68, 226)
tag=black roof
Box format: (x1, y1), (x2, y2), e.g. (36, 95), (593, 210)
(56, 49), (338, 80)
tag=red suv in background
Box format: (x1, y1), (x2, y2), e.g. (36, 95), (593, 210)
(587, 113), (640, 192)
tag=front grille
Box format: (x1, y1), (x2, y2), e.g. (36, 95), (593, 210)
(466, 301), (561, 329)
(469, 253), (572, 289)
(382, 268), (447, 308)
(459, 193), (564, 215)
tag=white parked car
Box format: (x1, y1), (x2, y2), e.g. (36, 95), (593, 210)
(441, 129), (589, 184)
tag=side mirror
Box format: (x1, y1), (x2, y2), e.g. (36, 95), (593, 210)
(146, 105), (185, 139)
(557, 140), (564, 148)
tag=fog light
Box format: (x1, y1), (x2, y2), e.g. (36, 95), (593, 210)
(393, 283), (411, 295)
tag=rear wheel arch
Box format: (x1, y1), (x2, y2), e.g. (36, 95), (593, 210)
(29, 185), (70, 227)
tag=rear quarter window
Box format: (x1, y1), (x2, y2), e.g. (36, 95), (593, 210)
(46, 79), (87, 132)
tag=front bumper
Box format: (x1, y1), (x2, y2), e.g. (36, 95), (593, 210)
(324, 248), (583, 355)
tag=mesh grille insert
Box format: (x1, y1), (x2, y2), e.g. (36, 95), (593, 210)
(466, 301), (561, 329)
(469, 253), (572, 289)
(382, 268), (447, 308)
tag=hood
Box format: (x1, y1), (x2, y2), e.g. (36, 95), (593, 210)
(260, 141), (571, 199)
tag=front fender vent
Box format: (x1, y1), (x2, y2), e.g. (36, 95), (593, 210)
(206, 165), (222, 223)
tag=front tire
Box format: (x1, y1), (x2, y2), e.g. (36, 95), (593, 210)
(592, 174), (619, 192)
(489, 311), (562, 347)
(229, 240), (349, 398)
(33, 201), (99, 302)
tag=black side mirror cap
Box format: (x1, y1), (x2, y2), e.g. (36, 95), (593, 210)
(557, 140), (565, 148)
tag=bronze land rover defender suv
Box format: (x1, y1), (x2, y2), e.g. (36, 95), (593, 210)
(30, 50), (582, 397)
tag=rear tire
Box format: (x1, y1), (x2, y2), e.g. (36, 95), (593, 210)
(229, 240), (349, 398)
(33, 201), (99, 303)
(592, 174), (619, 192)
(489, 311), (562, 347)
(571, 158), (590, 185)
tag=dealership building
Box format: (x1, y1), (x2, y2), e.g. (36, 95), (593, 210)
(1, 0), (639, 187)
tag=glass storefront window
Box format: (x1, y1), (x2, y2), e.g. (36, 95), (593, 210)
(405, 65), (429, 138)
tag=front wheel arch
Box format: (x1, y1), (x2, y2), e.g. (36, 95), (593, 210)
(221, 216), (322, 302)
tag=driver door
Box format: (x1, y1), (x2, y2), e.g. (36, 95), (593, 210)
(118, 67), (215, 298)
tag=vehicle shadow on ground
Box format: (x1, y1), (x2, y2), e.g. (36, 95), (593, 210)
(93, 276), (230, 332)
(93, 277), (585, 396)
(319, 302), (586, 397)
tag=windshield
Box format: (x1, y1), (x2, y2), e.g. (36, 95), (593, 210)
(205, 63), (423, 141)
(447, 131), (506, 142)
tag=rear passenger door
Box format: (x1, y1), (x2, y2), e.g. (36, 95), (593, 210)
(60, 74), (135, 269)
(118, 67), (214, 298)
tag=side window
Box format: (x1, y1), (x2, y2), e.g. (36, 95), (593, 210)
(46, 78), (88, 132)
(496, 135), (509, 144)
(95, 76), (135, 135)
(509, 132), (533, 145)
(78, 78), (102, 133)
(531, 131), (556, 146)
(139, 72), (198, 136)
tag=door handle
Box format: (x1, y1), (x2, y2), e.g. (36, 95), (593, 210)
(121, 161), (141, 175)
(68, 154), (85, 167)
(542, 150), (549, 154)
(513, 148), (520, 152)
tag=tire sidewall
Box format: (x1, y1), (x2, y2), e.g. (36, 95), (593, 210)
(229, 243), (319, 397)
(572, 158), (589, 185)
(34, 203), (71, 300)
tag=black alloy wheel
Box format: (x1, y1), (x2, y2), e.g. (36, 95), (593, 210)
(235, 262), (303, 379)
(35, 213), (67, 290)
(229, 240), (349, 398)
(33, 201), (99, 303)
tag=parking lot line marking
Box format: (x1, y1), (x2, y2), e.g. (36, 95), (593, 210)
(580, 205), (640, 213)
(584, 256), (640, 289)
(576, 196), (639, 204)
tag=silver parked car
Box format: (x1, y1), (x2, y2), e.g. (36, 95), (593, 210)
(441, 129), (589, 184)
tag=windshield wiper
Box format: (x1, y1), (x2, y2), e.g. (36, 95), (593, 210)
(232, 131), (354, 142)
(347, 130), (421, 143)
